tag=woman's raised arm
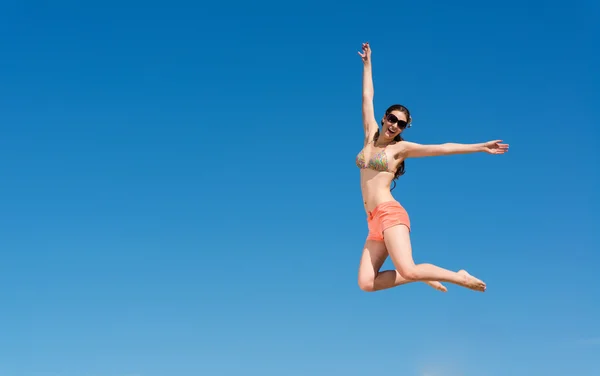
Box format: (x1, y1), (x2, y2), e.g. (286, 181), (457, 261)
(398, 140), (509, 158)
(358, 42), (378, 144)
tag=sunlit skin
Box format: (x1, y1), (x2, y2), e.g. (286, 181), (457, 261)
(356, 42), (509, 293)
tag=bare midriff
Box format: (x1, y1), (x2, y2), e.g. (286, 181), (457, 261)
(359, 169), (397, 213)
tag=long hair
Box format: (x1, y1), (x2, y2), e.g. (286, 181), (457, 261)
(375, 104), (412, 191)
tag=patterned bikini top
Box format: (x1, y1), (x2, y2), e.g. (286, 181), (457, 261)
(355, 142), (392, 172)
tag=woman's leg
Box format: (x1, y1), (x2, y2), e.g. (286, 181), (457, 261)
(383, 225), (486, 292)
(358, 238), (447, 292)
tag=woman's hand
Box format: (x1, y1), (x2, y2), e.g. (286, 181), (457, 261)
(482, 140), (509, 154)
(358, 42), (372, 65)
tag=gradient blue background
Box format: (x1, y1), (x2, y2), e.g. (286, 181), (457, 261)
(1, 1), (598, 375)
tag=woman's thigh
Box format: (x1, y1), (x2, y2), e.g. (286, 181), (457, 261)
(358, 239), (388, 286)
(382, 224), (415, 272)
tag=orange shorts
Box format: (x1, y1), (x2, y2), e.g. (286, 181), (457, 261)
(366, 201), (411, 241)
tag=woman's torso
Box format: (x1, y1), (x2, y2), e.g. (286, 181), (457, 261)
(356, 141), (403, 212)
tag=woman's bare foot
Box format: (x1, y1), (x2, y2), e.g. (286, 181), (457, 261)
(457, 270), (486, 292)
(425, 281), (448, 292)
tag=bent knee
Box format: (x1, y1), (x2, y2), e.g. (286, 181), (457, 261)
(358, 276), (376, 292)
(398, 265), (419, 281)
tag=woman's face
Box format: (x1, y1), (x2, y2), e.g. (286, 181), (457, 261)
(382, 111), (408, 139)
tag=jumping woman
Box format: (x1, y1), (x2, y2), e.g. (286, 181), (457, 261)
(356, 42), (509, 293)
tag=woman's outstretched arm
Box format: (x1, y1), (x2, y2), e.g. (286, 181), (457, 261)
(358, 42), (378, 144)
(399, 140), (509, 158)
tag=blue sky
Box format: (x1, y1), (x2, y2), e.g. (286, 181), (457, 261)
(0, 0), (598, 375)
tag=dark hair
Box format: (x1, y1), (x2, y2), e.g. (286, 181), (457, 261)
(373, 104), (412, 191)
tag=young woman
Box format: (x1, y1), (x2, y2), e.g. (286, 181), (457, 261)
(356, 42), (508, 293)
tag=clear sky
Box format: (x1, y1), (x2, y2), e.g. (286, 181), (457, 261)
(1, 0), (598, 375)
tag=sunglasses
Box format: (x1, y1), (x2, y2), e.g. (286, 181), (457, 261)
(386, 113), (409, 128)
